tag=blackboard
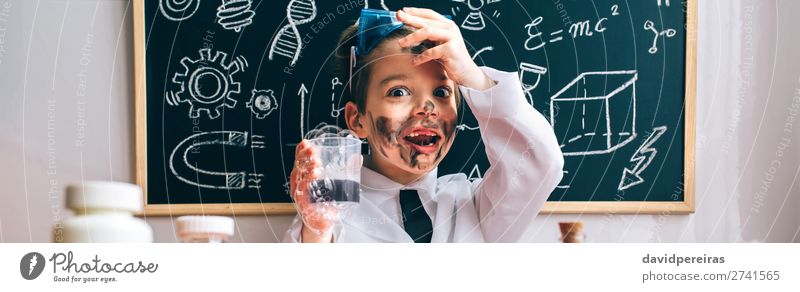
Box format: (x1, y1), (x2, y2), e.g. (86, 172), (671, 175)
(134, 0), (695, 215)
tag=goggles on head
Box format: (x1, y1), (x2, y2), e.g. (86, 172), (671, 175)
(349, 9), (451, 93)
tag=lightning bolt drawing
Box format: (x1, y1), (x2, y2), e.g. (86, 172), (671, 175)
(618, 126), (668, 191)
(29, 255), (37, 276)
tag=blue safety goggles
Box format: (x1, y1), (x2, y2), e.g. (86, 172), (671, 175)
(349, 9), (451, 92)
(354, 9), (405, 56)
(353, 8), (452, 56)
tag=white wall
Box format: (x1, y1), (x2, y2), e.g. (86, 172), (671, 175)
(0, 0), (797, 243)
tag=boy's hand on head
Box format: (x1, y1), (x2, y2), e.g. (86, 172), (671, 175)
(290, 140), (337, 242)
(396, 7), (495, 91)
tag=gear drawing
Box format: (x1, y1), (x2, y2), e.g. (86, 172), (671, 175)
(246, 89), (278, 119)
(166, 48), (248, 119)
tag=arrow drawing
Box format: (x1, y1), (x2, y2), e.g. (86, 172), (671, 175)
(298, 83), (309, 138)
(618, 126), (668, 191)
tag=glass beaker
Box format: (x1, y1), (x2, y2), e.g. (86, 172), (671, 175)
(306, 136), (362, 209)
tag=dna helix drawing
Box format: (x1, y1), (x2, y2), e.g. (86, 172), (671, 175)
(269, 0), (317, 65)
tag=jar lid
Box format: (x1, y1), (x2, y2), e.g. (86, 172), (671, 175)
(66, 181), (143, 212)
(176, 216), (235, 237)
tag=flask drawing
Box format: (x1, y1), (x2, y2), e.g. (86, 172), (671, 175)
(269, 0), (317, 65)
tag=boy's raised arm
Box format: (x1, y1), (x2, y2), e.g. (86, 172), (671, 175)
(459, 66), (565, 243)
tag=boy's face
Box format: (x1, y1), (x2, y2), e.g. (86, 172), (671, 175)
(357, 43), (458, 176)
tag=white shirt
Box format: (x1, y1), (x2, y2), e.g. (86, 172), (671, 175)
(283, 67), (565, 243)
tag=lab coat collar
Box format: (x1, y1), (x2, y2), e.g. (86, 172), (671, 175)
(347, 166), (439, 242)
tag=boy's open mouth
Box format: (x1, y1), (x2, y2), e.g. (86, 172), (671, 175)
(402, 127), (442, 154)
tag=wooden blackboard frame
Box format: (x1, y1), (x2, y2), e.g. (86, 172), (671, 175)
(133, 0), (695, 215)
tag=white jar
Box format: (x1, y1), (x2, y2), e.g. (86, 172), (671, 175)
(56, 181), (153, 243)
(176, 216), (234, 243)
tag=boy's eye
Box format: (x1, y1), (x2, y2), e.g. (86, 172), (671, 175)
(388, 87), (411, 97)
(433, 87), (452, 98)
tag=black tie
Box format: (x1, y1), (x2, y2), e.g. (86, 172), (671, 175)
(399, 189), (433, 243)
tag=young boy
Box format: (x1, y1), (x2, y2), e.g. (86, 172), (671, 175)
(284, 7), (564, 243)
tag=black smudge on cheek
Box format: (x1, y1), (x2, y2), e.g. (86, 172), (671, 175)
(435, 117), (457, 162)
(368, 111), (420, 166)
(441, 118), (456, 142)
(375, 115), (406, 146)
(367, 112), (390, 158)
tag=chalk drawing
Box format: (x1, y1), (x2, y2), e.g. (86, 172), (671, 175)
(330, 77), (344, 118)
(644, 20), (676, 54)
(518, 62), (547, 105)
(216, 0), (256, 32)
(467, 164), (483, 182)
(618, 126), (668, 190)
(456, 124), (479, 131)
(550, 70), (638, 156)
(364, 0), (390, 10)
(451, 0), (502, 31)
(523, 16), (545, 51)
(524, 6), (619, 51)
(269, 0), (317, 65)
(297, 83), (309, 138)
(471, 46), (494, 61)
(247, 89), (279, 119)
(159, 0), (201, 21)
(165, 48), (247, 119)
(169, 131), (264, 189)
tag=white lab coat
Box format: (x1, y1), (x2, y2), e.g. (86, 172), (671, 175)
(283, 67), (564, 243)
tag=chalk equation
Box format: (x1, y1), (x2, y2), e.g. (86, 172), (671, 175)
(524, 5), (620, 52)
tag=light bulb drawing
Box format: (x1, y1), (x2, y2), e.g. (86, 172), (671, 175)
(216, 0), (256, 32)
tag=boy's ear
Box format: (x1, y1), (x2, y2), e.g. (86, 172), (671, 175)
(344, 101), (369, 139)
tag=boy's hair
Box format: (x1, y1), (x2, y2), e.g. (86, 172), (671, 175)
(334, 24), (462, 113)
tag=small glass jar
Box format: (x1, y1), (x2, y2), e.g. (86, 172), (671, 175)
(176, 216), (234, 243)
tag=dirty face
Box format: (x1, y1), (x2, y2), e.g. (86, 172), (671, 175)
(359, 44), (458, 175)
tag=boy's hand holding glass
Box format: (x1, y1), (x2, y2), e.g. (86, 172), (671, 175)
(290, 127), (362, 242)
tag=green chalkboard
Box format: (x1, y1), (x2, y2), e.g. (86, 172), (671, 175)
(134, 0), (695, 215)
